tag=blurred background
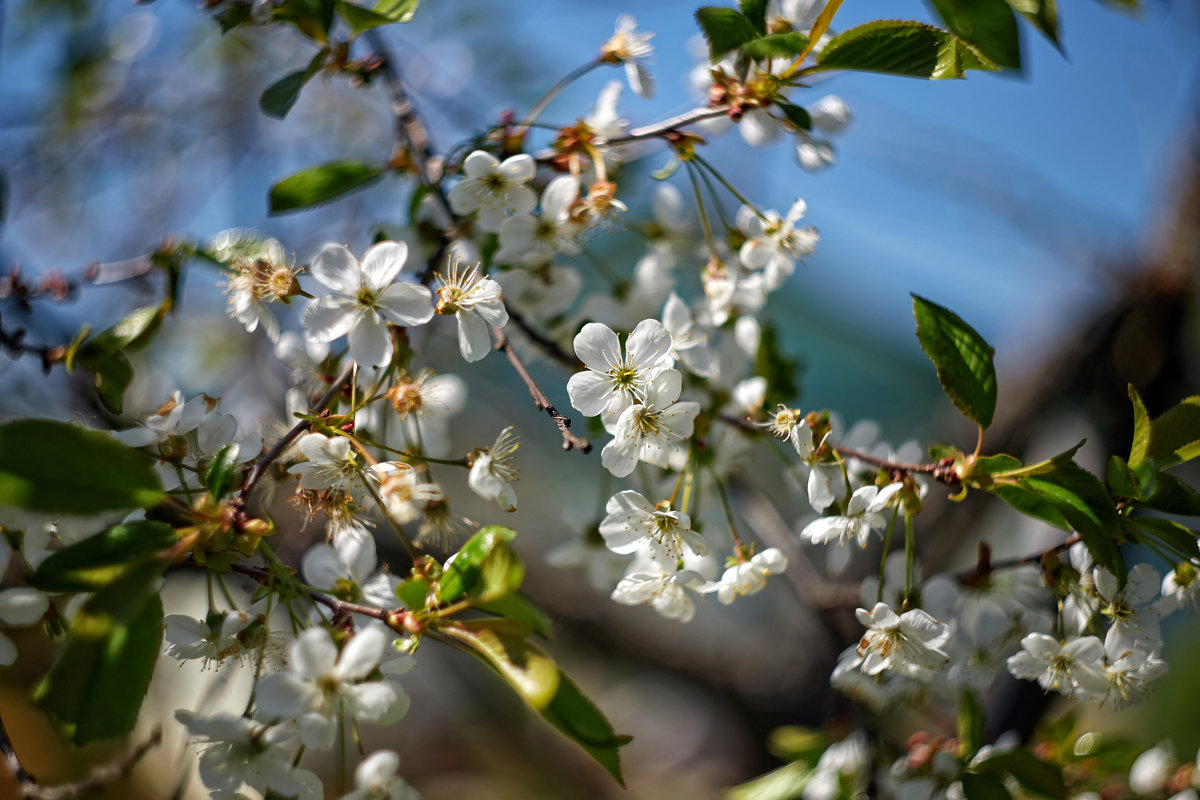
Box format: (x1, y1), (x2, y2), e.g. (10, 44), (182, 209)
(2, 0), (1200, 797)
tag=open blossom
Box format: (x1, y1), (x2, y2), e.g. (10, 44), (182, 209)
(372, 462), (441, 525)
(1103, 626), (1166, 708)
(435, 261), (508, 362)
(599, 490), (707, 568)
(447, 151), (537, 232)
(611, 558), (706, 622)
(567, 319), (675, 431)
(737, 199), (819, 290)
(854, 602), (951, 679)
(164, 600), (274, 668)
(302, 520), (400, 610)
(468, 427), (519, 512)
(340, 751), (421, 800)
(176, 711), (322, 800)
(601, 369), (700, 478)
(495, 175), (583, 267)
(289, 432), (371, 498)
(255, 624), (409, 749)
(1006, 633), (1110, 700)
(800, 483), (903, 548)
(220, 235), (297, 342)
(704, 548), (788, 605)
(301, 241), (434, 368)
(599, 15), (655, 99)
(1095, 563), (1162, 652)
(662, 293), (716, 377)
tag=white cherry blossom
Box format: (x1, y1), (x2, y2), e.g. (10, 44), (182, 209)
(662, 294), (716, 377)
(703, 548), (788, 605)
(447, 151), (537, 232)
(599, 15), (655, 99)
(301, 241), (434, 368)
(434, 261), (508, 362)
(737, 199), (819, 290)
(853, 602), (951, 679)
(495, 175), (583, 266)
(1006, 633), (1110, 700)
(255, 624), (409, 749)
(1094, 563), (1162, 653)
(340, 751), (421, 800)
(468, 427), (520, 512)
(800, 483), (903, 548)
(601, 369), (699, 478)
(611, 558), (705, 622)
(567, 319), (675, 431)
(302, 520), (400, 610)
(599, 490), (707, 568)
(176, 711), (322, 800)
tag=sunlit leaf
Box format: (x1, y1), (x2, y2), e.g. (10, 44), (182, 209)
(930, 0), (1021, 69)
(30, 521), (177, 593)
(269, 161), (386, 214)
(912, 295), (997, 427)
(819, 20), (999, 79)
(0, 420), (164, 514)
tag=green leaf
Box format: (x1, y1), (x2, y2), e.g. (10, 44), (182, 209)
(437, 525), (523, 603)
(540, 671), (631, 785)
(1128, 384), (1151, 467)
(726, 760), (813, 800)
(960, 771), (1014, 800)
(35, 562), (165, 744)
(777, 101), (812, 131)
(1024, 463), (1124, 582)
(958, 688), (985, 757)
(986, 440), (1085, 480)
(1005, 0), (1059, 47)
(84, 351), (135, 414)
(69, 302), (169, 414)
(0, 420), (164, 514)
(474, 592), (553, 639)
(259, 51), (326, 119)
(373, 0), (420, 22)
(442, 619), (559, 708)
(818, 20), (999, 79)
(989, 483), (1068, 530)
(268, 161), (385, 214)
(695, 7), (760, 61)
(1106, 455), (1140, 499)
(929, 0), (1021, 69)
(975, 750), (1066, 800)
(1146, 395), (1200, 469)
(1127, 517), (1199, 562)
(204, 443), (242, 501)
(1141, 472), (1200, 516)
(338, 0), (420, 33)
(912, 295), (998, 428)
(275, 0), (336, 39)
(975, 454), (1023, 474)
(30, 521), (176, 593)
(741, 32), (811, 60)
(767, 725), (827, 762)
(396, 577), (430, 611)
(739, 0), (768, 34)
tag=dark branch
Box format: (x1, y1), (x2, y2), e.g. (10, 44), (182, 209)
(493, 325), (590, 453)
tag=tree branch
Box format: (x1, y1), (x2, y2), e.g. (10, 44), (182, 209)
(492, 325), (590, 453)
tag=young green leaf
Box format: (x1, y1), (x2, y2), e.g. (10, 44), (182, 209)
(1005, 0), (1060, 47)
(1127, 517), (1199, 563)
(441, 618), (559, 709)
(0, 420), (164, 514)
(741, 32), (811, 61)
(1145, 395), (1200, 469)
(259, 51), (326, 119)
(695, 7), (760, 61)
(34, 562), (165, 744)
(204, 443), (242, 501)
(338, 0), (420, 33)
(929, 0), (1022, 70)
(437, 525), (523, 603)
(540, 671), (632, 786)
(1024, 463), (1124, 583)
(30, 521), (176, 593)
(474, 592), (554, 639)
(1140, 472), (1200, 516)
(777, 102), (812, 131)
(960, 771), (1014, 800)
(912, 295), (998, 428)
(1128, 383), (1151, 466)
(818, 20), (999, 79)
(739, 0), (768, 34)
(395, 577), (431, 611)
(268, 161), (386, 214)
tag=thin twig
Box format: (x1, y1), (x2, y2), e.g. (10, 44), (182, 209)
(238, 361), (356, 501)
(505, 305), (582, 370)
(492, 325), (590, 454)
(0, 715), (161, 800)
